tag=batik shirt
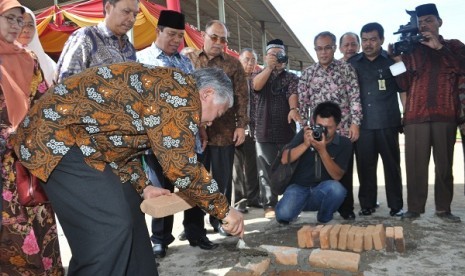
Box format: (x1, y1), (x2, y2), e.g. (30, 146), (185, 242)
(13, 62), (229, 219)
(298, 59), (362, 138)
(186, 50), (249, 146)
(56, 22), (137, 82)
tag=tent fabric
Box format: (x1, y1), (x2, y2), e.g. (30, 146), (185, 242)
(35, 0), (239, 58)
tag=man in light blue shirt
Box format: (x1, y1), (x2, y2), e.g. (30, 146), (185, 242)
(136, 10), (218, 259)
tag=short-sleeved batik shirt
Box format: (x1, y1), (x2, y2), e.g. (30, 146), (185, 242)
(13, 62), (229, 219)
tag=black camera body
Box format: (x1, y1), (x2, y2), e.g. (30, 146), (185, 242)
(275, 52), (288, 64)
(310, 124), (328, 141)
(392, 10), (425, 56)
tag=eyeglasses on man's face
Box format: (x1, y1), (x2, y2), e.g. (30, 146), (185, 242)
(206, 33), (228, 44)
(0, 14), (24, 27)
(314, 45), (335, 52)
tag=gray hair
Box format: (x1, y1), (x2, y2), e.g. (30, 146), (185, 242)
(314, 31), (337, 45)
(240, 48), (258, 60)
(192, 68), (234, 108)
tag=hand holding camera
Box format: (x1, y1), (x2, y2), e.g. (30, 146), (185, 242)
(303, 124), (328, 151)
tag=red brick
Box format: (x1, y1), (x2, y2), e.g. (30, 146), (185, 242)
(329, 224), (342, 249)
(385, 227), (395, 252)
(298, 225), (313, 248)
(226, 257), (270, 276)
(346, 225), (358, 251)
(309, 249), (360, 272)
(260, 245), (299, 265)
(353, 226), (365, 253)
(394, 226), (405, 253)
(312, 225), (324, 248)
(338, 224), (351, 250)
(364, 225), (375, 251)
(372, 224), (386, 250)
(319, 225), (333, 249)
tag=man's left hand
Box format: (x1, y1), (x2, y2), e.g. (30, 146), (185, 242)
(142, 185), (171, 200)
(233, 127), (246, 146)
(348, 124), (360, 142)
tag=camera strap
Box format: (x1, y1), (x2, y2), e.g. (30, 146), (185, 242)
(314, 152), (322, 181)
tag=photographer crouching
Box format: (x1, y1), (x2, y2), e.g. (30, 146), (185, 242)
(275, 102), (352, 224)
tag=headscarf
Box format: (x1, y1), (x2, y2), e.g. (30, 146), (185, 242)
(0, 2), (34, 130)
(21, 6), (57, 86)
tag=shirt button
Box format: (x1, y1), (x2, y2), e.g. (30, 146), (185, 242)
(368, 104), (372, 107)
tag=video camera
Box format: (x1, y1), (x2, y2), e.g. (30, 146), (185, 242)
(392, 10), (425, 56)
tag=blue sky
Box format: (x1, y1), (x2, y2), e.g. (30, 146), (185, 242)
(269, 0), (465, 60)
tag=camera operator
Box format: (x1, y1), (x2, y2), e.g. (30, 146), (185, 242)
(275, 102), (352, 224)
(252, 39), (300, 218)
(396, 4), (465, 222)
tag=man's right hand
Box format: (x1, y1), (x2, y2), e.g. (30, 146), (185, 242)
(220, 208), (244, 237)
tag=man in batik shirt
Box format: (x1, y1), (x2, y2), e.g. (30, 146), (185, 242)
(298, 31), (362, 221)
(55, 0), (139, 82)
(13, 62), (244, 276)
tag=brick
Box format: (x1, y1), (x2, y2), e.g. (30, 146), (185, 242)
(260, 245), (299, 265)
(347, 226), (358, 251)
(319, 225), (333, 249)
(353, 227), (365, 253)
(372, 224), (386, 250)
(140, 192), (194, 218)
(312, 225), (324, 248)
(386, 227), (395, 252)
(338, 224), (351, 250)
(309, 249), (360, 272)
(329, 224), (342, 249)
(227, 257), (270, 276)
(298, 225), (312, 248)
(394, 226), (405, 253)
(364, 225), (375, 251)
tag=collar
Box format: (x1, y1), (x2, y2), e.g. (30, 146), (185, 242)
(97, 22), (130, 42)
(151, 43), (181, 58)
(328, 133), (341, 146)
(317, 58), (341, 70)
(198, 48), (225, 60)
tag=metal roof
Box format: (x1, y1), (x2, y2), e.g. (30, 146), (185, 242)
(19, 0), (314, 71)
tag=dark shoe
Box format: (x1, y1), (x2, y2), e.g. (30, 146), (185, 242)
(178, 230), (187, 241)
(390, 209), (404, 217)
(189, 236), (219, 250)
(340, 211), (356, 220)
(359, 208), (376, 216)
(215, 225), (232, 237)
(152, 244), (167, 258)
(247, 200), (263, 209)
(235, 206), (249, 214)
(375, 201), (380, 208)
(436, 211), (461, 223)
(401, 211), (420, 220)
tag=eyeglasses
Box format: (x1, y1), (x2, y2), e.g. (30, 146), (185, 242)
(206, 33), (228, 44)
(0, 14), (24, 27)
(314, 45), (335, 52)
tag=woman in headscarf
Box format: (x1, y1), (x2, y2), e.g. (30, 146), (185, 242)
(16, 6), (57, 86)
(0, 1), (64, 275)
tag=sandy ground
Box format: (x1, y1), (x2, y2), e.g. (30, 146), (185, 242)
(58, 138), (465, 275)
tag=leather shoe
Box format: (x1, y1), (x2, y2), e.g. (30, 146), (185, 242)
(390, 209), (404, 217)
(214, 225), (231, 237)
(189, 236), (219, 250)
(340, 211), (356, 220)
(359, 208), (376, 216)
(152, 244), (167, 258)
(178, 230), (187, 241)
(436, 211), (461, 223)
(402, 211), (420, 220)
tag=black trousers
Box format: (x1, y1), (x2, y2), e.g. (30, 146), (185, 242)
(338, 149), (355, 215)
(255, 142), (284, 209)
(355, 128), (403, 211)
(233, 135), (260, 207)
(205, 145), (235, 230)
(42, 146), (157, 276)
(145, 153), (206, 244)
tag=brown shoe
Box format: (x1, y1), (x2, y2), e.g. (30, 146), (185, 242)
(264, 207), (275, 218)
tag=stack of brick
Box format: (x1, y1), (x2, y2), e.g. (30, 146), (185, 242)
(297, 224), (405, 253)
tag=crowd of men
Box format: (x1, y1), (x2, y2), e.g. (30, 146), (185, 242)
(9, 1), (465, 274)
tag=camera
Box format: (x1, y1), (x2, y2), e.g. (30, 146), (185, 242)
(392, 10), (425, 56)
(310, 124), (328, 141)
(275, 52), (288, 64)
